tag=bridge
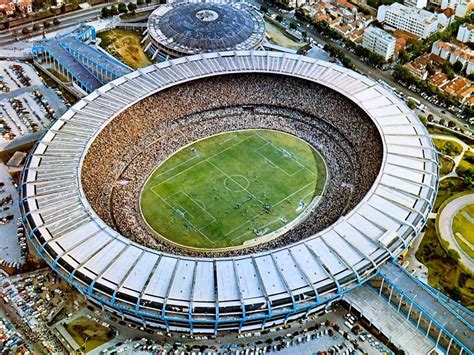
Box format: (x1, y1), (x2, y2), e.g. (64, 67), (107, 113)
(345, 262), (473, 354)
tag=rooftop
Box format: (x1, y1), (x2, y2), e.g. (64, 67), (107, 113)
(147, 0), (265, 55)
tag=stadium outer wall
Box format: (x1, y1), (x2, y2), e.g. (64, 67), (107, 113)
(19, 51), (438, 334)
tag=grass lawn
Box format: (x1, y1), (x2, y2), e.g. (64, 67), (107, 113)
(65, 317), (114, 353)
(456, 150), (474, 176)
(416, 220), (474, 310)
(140, 129), (326, 249)
(433, 177), (471, 212)
(265, 20), (307, 50)
(433, 138), (463, 157)
(97, 29), (152, 69)
(452, 204), (474, 259)
(439, 155), (454, 176)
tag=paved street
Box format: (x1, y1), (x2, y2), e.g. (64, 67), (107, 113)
(0, 162), (21, 264)
(437, 193), (474, 270)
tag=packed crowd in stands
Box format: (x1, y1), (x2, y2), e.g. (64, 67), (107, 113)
(81, 74), (383, 257)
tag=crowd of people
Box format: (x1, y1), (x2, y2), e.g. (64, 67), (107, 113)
(81, 73), (383, 257)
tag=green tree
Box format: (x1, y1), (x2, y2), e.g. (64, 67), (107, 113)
(21, 27), (31, 35)
(127, 2), (137, 12)
(260, 3), (269, 13)
(110, 5), (119, 15)
(137, 0), (144, 5)
(452, 61), (463, 73)
(118, 2), (128, 13)
(289, 22), (297, 30)
(447, 248), (460, 264)
(59, 3), (66, 13)
(406, 99), (416, 109)
(53, 17), (60, 26)
(42, 21), (51, 28)
(32, 23), (40, 31)
(101, 7), (110, 17)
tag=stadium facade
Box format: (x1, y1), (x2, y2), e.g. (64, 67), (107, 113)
(20, 51), (438, 334)
(144, 0), (265, 59)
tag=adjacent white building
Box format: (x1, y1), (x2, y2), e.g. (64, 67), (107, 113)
(404, 0), (427, 9)
(437, 0), (471, 17)
(457, 24), (474, 43)
(432, 39), (474, 74)
(362, 26), (396, 61)
(377, 3), (439, 39)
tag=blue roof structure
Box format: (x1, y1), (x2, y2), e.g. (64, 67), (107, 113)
(147, 0), (265, 56)
(32, 25), (132, 93)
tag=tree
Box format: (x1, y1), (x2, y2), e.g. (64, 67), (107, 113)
(53, 18), (60, 26)
(137, 0), (144, 5)
(447, 249), (460, 264)
(43, 21), (51, 28)
(101, 7), (110, 17)
(59, 3), (66, 13)
(439, 118), (446, 126)
(452, 60), (463, 73)
(32, 23), (40, 31)
(21, 27), (31, 35)
(276, 14), (283, 22)
(145, 0), (152, 4)
(427, 113), (434, 121)
(118, 3), (128, 13)
(447, 120), (456, 128)
(464, 175), (473, 187)
(260, 3), (269, 13)
(406, 99), (417, 109)
(289, 22), (298, 30)
(127, 2), (137, 12)
(110, 5), (119, 15)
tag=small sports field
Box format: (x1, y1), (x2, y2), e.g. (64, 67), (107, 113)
(140, 129), (326, 250)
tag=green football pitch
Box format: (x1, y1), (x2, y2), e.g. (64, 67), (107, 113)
(140, 129), (327, 250)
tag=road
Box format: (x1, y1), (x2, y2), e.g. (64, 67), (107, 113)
(437, 193), (474, 270)
(251, 1), (472, 130)
(0, 1), (159, 46)
(380, 262), (474, 351)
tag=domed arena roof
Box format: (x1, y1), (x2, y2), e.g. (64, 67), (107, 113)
(147, 0), (265, 56)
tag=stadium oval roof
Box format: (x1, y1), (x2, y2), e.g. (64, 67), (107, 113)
(21, 51), (438, 332)
(147, 0), (265, 56)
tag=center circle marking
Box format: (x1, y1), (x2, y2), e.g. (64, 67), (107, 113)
(224, 175), (250, 192)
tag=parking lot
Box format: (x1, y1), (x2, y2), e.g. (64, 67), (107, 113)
(0, 61), (68, 144)
(0, 269), (72, 353)
(0, 162), (24, 267)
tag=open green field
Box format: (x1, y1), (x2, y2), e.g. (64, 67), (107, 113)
(65, 317), (114, 352)
(97, 29), (152, 69)
(140, 130), (326, 250)
(433, 138), (463, 157)
(452, 204), (474, 259)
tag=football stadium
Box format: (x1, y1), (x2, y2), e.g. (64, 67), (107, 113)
(20, 51), (438, 333)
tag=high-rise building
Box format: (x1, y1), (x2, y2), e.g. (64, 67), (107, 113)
(404, 0), (427, 9)
(362, 26), (396, 61)
(457, 23), (474, 43)
(377, 3), (439, 39)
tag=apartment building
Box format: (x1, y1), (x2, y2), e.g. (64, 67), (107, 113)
(362, 26), (396, 61)
(377, 3), (439, 38)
